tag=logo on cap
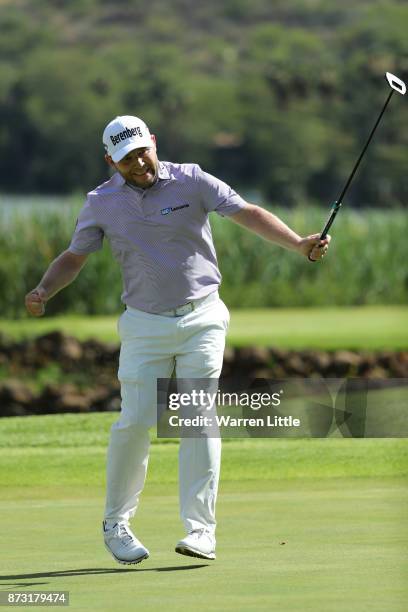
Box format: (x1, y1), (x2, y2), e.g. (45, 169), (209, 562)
(103, 115), (152, 162)
(110, 126), (144, 147)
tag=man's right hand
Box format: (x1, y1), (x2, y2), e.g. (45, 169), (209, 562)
(24, 250), (88, 318)
(25, 287), (48, 317)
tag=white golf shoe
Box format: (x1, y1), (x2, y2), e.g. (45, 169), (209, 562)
(103, 521), (149, 565)
(175, 528), (216, 560)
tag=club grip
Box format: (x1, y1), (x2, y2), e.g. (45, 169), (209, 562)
(320, 201), (341, 239)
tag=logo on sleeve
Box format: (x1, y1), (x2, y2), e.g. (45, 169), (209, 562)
(161, 204), (190, 215)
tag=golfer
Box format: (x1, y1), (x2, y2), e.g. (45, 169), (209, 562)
(25, 115), (330, 564)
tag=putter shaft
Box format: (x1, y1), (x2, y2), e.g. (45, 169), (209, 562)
(320, 83), (399, 240)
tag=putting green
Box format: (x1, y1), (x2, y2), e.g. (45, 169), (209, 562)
(1, 478), (407, 612)
(0, 414), (407, 611)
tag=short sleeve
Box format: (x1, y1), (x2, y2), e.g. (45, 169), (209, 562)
(194, 165), (247, 217)
(68, 198), (104, 254)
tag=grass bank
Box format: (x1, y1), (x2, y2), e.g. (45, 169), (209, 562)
(1, 305), (407, 349)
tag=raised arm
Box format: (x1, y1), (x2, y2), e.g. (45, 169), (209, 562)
(229, 203), (330, 261)
(25, 250), (88, 316)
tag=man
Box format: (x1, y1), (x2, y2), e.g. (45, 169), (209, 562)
(25, 115), (330, 565)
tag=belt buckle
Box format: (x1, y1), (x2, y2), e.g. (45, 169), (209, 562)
(175, 302), (194, 316)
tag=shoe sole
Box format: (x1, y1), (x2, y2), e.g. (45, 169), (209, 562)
(175, 545), (215, 560)
(104, 543), (149, 566)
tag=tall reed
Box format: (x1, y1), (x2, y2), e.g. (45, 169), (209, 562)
(1, 197), (406, 317)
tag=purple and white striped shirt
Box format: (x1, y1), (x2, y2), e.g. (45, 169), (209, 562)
(69, 161), (246, 313)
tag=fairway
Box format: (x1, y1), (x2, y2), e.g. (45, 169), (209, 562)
(1, 305), (407, 349)
(1, 414), (407, 611)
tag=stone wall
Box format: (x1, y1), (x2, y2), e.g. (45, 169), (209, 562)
(0, 331), (406, 416)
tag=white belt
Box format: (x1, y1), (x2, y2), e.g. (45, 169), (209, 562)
(157, 291), (219, 317)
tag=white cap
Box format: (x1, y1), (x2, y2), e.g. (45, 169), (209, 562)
(102, 115), (153, 162)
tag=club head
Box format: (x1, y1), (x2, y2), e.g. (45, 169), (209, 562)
(386, 72), (406, 95)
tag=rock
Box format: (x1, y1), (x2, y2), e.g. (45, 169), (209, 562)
(106, 395), (121, 412)
(377, 351), (394, 369)
(1, 338), (406, 417)
(306, 351), (332, 373)
(59, 336), (83, 361)
(269, 348), (288, 363)
(269, 364), (288, 378)
(81, 339), (119, 365)
(88, 385), (114, 409)
(38, 383), (91, 413)
(392, 352), (408, 377)
(235, 347), (270, 368)
(363, 366), (390, 379)
(0, 379), (34, 405)
(330, 350), (362, 376)
(1, 404), (30, 417)
(19, 341), (42, 368)
(55, 392), (92, 412)
(34, 331), (66, 357)
(285, 353), (310, 376)
(220, 346), (235, 377)
(333, 350), (361, 366)
(33, 332), (83, 364)
(252, 368), (275, 380)
(358, 353), (377, 375)
(0, 380), (34, 417)
(223, 346), (235, 364)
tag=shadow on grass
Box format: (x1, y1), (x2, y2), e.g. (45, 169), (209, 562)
(0, 564), (209, 586)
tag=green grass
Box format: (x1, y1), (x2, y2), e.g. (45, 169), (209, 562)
(1, 305), (407, 349)
(1, 479), (407, 612)
(0, 413), (407, 611)
(228, 305), (408, 349)
(1, 413), (408, 485)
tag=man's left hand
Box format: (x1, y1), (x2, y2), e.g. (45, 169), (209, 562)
(297, 234), (331, 262)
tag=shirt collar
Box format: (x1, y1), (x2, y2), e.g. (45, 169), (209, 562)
(157, 161), (171, 180)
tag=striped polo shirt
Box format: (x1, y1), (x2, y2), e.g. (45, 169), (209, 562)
(69, 161), (247, 313)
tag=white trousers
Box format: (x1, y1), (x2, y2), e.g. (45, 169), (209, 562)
(104, 292), (229, 536)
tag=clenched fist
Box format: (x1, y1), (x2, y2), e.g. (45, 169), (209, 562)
(25, 287), (48, 317)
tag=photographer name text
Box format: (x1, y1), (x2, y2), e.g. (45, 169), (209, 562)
(168, 415), (300, 428)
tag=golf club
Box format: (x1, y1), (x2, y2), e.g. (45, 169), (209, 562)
(319, 71), (406, 240)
